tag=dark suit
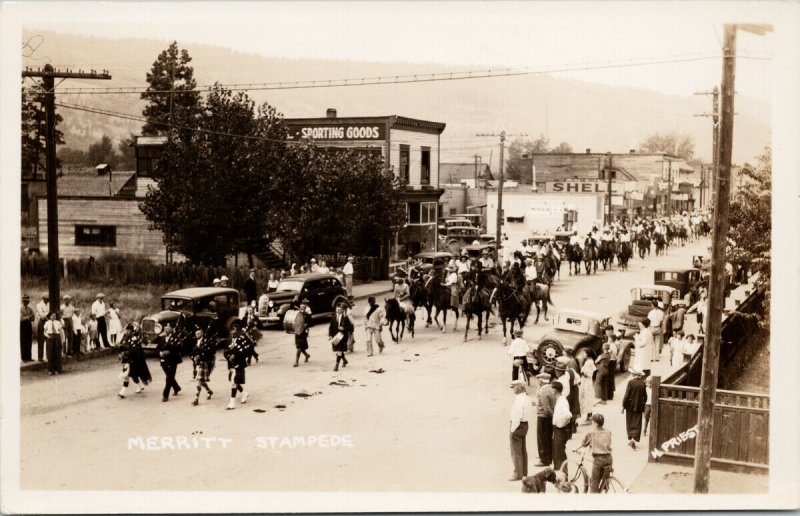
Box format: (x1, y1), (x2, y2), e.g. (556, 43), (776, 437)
(157, 333), (182, 400)
(329, 312), (353, 352)
(244, 276), (258, 305)
(622, 376), (647, 441)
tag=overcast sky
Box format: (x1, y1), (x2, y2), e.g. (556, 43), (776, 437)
(9, 1), (780, 102)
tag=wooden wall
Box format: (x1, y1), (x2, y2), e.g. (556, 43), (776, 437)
(37, 198), (174, 263)
(389, 128), (440, 187)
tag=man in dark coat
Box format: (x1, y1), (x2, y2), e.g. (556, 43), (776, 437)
(534, 372), (556, 467)
(622, 368), (648, 449)
(243, 269), (258, 306)
(157, 323), (182, 402)
(329, 303), (353, 371)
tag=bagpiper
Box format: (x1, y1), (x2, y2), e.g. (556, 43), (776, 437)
(223, 326), (259, 410)
(190, 325), (217, 406)
(117, 322), (152, 398)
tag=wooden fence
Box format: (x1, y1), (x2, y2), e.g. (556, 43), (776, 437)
(21, 254), (381, 288)
(648, 377), (769, 474)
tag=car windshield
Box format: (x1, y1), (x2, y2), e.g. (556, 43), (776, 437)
(162, 298), (192, 312)
(277, 280), (304, 292)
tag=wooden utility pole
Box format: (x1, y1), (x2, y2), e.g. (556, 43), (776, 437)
(666, 159), (673, 217)
(604, 152), (614, 225)
(473, 154), (480, 186)
(22, 66), (111, 310)
(496, 131), (506, 254)
(694, 87), (721, 211)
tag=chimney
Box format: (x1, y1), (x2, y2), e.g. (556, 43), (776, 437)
(326, 108), (337, 119)
(630, 149), (636, 154)
(585, 148), (591, 154)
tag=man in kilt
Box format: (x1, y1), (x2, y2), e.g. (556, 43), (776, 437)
(117, 323), (152, 398)
(223, 326), (259, 410)
(190, 327), (216, 406)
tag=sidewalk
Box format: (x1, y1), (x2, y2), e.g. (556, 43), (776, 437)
(21, 280), (395, 373)
(629, 461), (768, 494)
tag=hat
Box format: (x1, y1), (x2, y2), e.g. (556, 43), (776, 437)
(220, 275), (229, 281)
(536, 372), (551, 382)
(43, 294), (50, 299)
(628, 367), (643, 376)
(96, 293), (105, 298)
(213, 278), (220, 284)
(347, 256), (354, 260)
(249, 268), (256, 273)
(513, 329), (523, 337)
(696, 334), (705, 341)
(555, 356), (570, 366)
(310, 258), (317, 262)
(481, 248), (489, 254)
(63, 295), (72, 300)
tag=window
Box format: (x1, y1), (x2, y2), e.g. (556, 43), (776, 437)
(420, 147), (431, 184)
(399, 145), (410, 184)
(421, 202), (437, 224)
(408, 202), (421, 224)
(449, 208), (457, 216)
(75, 225), (116, 247)
(136, 146), (163, 177)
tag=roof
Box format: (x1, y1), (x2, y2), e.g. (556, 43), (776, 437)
(555, 308), (612, 320)
(55, 169), (136, 197)
(440, 163), (494, 182)
(631, 284), (677, 292)
(134, 136), (168, 146)
(528, 152), (694, 184)
(284, 273), (338, 281)
(162, 287), (239, 299)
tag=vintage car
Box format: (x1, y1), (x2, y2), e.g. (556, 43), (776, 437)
(617, 284), (676, 335)
(140, 287), (243, 352)
(437, 217), (473, 233)
(654, 268), (701, 303)
(413, 251), (453, 271)
(257, 273), (349, 328)
(459, 243), (495, 262)
(452, 213), (484, 230)
(439, 226), (482, 254)
(535, 309), (633, 372)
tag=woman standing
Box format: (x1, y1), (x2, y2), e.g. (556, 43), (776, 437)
(107, 302), (123, 346)
(594, 343), (610, 404)
(578, 349), (597, 424)
(43, 312), (64, 375)
(267, 272), (279, 293)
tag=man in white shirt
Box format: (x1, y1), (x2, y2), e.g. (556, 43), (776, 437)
(363, 296), (385, 356)
(524, 259), (538, 285)
(342, 256), (355, 298)
(569, 231), (581, 248)
(91, 293), (111, 349)
(509, 383), (533, 481)
(647, 301), (666, 358)
(551, 381), (572, 470)
(35, 294), (50, 361)
(508, 329), (530, 385)
(457, 255), (470, 275)
(43, 312), (64, 375)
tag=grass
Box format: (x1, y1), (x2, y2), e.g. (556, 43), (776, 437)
(22, 278), (167, 326)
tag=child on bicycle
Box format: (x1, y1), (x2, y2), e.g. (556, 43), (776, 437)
(576, 413), (613, 493)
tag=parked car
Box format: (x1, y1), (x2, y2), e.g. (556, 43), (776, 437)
(617, 284), (676, 336)
(257, 273), (349, 328)
(140, 287), (243, 352)
(535, 309), (632, 372)
(437, 217), (473, 233)
(654, 268), (701, 303)
(439, 226), (481, 254)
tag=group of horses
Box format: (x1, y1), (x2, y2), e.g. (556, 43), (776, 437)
(563, 238), (634, 275)
(383, 264), (554, 344)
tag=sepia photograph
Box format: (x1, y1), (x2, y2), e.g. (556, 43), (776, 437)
(1, 1), (798, 513)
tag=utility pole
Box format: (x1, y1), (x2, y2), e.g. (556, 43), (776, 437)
(22, 66), (112, 310)
(473, 154), (481, 186)
(604, 152), (614, 225)
(692, 23), (771, 494)
(666, 159), (673, 217)
(694, 86), (721, 210)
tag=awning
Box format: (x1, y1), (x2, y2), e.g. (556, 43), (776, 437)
(466, 204), (487, 210)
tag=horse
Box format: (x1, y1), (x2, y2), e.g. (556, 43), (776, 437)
(534, 255), (553, 286)
(583, 242), (598, 274)
(598, 240), (615, 270)
(522, 281), (553, 324)
(490, 281), (527, 345)
(384, 298), (415, 342)
(637, 233), (650, 259)
(618, 241), (632, 271)
(462, 280), (492, 342)
(427, 273), (461, 333)
(408, 275), (433, 327)
(565, 242), (583, 275)
(654, 232), (666, 256)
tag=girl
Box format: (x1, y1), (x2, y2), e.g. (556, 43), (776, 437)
(107, 302), (122, 346)
(579, 349), (597, 424)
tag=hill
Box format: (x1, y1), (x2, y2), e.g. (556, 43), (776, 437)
(23, 30), (770, 165)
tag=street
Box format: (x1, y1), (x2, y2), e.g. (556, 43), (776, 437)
(21, 238), (709, 492)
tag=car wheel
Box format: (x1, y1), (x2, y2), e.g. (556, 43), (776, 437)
(537, 340), (562, 367)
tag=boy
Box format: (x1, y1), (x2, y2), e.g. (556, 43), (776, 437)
(576, 413), (613, 493)
(87, 314), (99, 351)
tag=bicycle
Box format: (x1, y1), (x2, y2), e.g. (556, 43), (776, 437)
(559, 448), (628, 493)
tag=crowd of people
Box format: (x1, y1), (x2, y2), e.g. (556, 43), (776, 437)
(20, 292), (125, 375)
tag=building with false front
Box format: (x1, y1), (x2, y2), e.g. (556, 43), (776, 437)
(284, 109), (446, 276)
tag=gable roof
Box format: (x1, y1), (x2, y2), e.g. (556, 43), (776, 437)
(55, 168), (137, 198)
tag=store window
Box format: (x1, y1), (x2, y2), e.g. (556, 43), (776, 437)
(399, 145), (410, 184)
(75, 225), (116, 247)
(420, 147), (431, 184)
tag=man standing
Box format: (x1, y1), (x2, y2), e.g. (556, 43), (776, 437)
(534, 372), (556, 467)
(219, 275), (229, 288)
(671, 301), (687, 337)
(508, 383), (533, 481)
(364, 296), (385, 357)
(634, 319), (654, 377)
(342, 256), (355, 298)
(20, 295), (35, 362)
(35, 294), (50, 361)
(622, 368), (648, 449)
(329, 303), (353, 371)
(157, 324), (182, 402)
(243, 269), (258, 306)
(43, 312), (63, 375)
(60, 295), (75, 358)
(508, 329), (530, 385)
(551, 381), (572, 470)
(91, 293), (111, 349)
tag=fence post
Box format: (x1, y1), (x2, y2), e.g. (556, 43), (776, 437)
(648, 375), (661, 461)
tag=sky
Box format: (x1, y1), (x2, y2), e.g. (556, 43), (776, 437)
(8, 1), (779, 102)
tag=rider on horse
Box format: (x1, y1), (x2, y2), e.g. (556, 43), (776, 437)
(393, 276), (414, 314)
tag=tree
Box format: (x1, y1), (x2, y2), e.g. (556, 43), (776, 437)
(116, 134), (137, 170)
(638, 132), (695, 161)
(140, 41), (201, 137)
(265, 144), (406, 262)
(86, 135), (116, 167)
(140, 85), (286, 265)
(506, 134), (552, 182)
(728, 146), (771, 327)
(21, 79), (64, 178)
(57, 147), (88, 167)
(551, 141), (573, 153)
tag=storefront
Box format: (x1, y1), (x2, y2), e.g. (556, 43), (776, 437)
(285, 110), (446, 277)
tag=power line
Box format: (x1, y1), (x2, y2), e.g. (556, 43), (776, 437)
(30, 52), (771, 96)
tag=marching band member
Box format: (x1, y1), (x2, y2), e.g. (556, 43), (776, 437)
(224, 326), (258, 410)
(190, 327), (216, 406)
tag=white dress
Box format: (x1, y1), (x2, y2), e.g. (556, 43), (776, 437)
(579, 358), (597, 416)
(107, 308), (122, 337)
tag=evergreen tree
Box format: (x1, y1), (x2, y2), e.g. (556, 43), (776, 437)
(21, 79), (64, 178)
(140, 41), (201, 137)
